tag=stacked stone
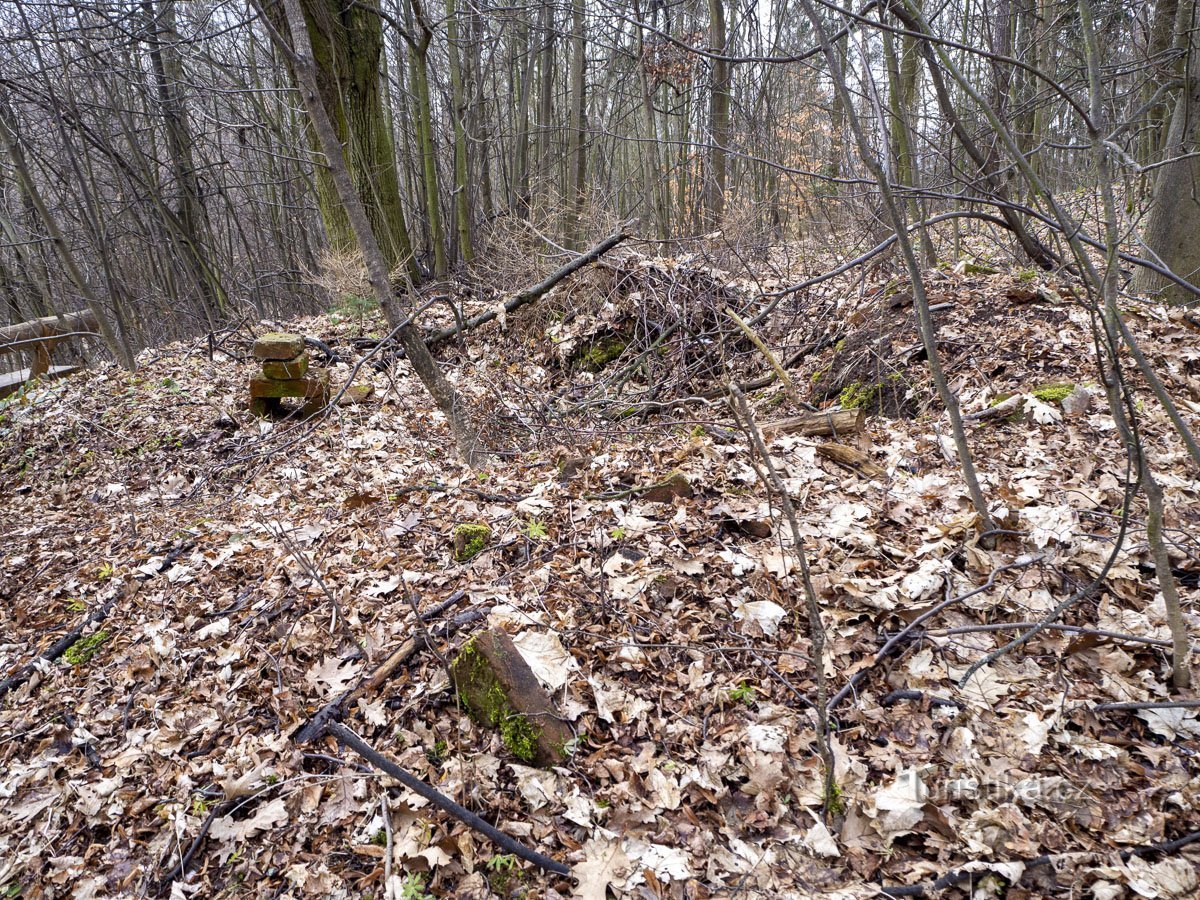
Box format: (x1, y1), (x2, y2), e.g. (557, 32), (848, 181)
(249, 332), (330, 417)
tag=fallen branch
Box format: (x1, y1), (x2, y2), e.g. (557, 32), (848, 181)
(328, 722), (570, 876)
(816, 441), (885, 477)
(965, 394), (1022, 422)
(762, 408), (865, 439)
(724, 306), (808, 410)
(1094, 699), (1200, 712)
(0, 599), (115, 698)
(425, 230), (629, 347)
(293, 595), (475, 744)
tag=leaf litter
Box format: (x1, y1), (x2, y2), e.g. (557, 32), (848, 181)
(0, 256), (1199, 897)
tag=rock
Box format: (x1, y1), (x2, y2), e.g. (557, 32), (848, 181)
(249, 371), (328, 400)
(451, 628), (573, 767)
(253, 332), (305, 360)
(249, 370), (330, 417)
(452, 523), (491, 562)
(262, 352), (309, 380)
(1061, 386), (1093, 417)
(335, 383), (374, 406)
(640, 471), (693, 503)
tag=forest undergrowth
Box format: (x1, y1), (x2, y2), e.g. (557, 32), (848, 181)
(2, 242), (1199, 898)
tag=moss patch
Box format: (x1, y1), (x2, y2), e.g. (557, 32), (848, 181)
(452, 523), (491, 562)
(1032, 382), (1075, 403)
(574, 334), (627, 372)
(838, 374), (904, 410)
(455, 638), (542, 763)
(63, 631), (109, 666)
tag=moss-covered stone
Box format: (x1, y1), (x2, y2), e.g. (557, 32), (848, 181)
(1032, 382), (1075, 404)
(574, 334), (627, 372)
(261, 352), (309, 380)
(253, 332), (305, 360)
(451, 629), (573, 767)
(452, 523), (491, 562)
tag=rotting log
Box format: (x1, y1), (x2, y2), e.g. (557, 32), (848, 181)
(816, 442), (885, 478)
(762, 408), (865, 439)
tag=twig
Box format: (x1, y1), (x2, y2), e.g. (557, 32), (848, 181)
(728, 384), (834, 813)
(827, 554), (1046, 711)
(327, 722), (570, 876)
(293, 602), (478, 744)
(0, 598), (115, 697)
(1093, 699), (1200, 712)
(723, 306), (813, 411)
(425, 230), (630, 346)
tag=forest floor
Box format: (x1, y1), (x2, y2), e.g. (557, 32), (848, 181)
(2, 246), (1200, 899)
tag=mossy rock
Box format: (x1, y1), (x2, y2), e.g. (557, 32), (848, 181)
(451, 629), (573, 766)
(838, 374), (905, 412)
(261, 352), (309, 380)
(573, 333), (628, 372)
(1031, 382), (1075, 404)
(453, 523), (491, 562)
(253, 332), (305, 360)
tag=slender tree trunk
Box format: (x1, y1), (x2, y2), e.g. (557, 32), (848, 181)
(445, 0), (474, 262)
(705, 0), (730, 227)
(141, 0), (226, 319)
(269, 0), (419, 280)
(1134, 38), (1200, 305)
(0, 101), (135, 370)
(564, 0), (588, 248)
(278, 0), (485, 466)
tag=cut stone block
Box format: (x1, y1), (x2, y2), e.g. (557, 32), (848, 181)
(335, 383), (374, 406)
(253, 332), (305, 360)
(262, 352), (309, 380)
(640, 471), (693, 503)
(249, 370), (328, 400)
(249, 369), (330, 418)
(451, 628), (573, 767)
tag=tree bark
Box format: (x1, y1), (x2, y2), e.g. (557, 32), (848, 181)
(1135, 44), (1200, 305)
(277, 0), (486, 466)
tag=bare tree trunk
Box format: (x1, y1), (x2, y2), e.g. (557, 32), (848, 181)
(141, 0), (227, 319)
(1134, 38), (1200, 305)
(0, 100), (135, 371)
(564, 0), (587, 249)
(704, 0), (730, 227)
(278, 0), (486, 466)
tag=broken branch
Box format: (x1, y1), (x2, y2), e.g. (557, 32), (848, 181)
(327, 722), (570, 876)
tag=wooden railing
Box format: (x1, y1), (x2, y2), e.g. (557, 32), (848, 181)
(0, 310), (99, 398)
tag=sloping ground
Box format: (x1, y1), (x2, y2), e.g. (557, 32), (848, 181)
(2, 263), (1200, 899)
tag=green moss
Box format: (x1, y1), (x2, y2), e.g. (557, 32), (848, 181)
(63, 631), (108, 666)
(1032, 382), (1075, 403)
(453, 523), (491, 561)
(987, 392), (1024, 423)
(456, 639), (542, 764)
(576, 335), (627, 372)
(839, 373), (904, 410)
(825, 781), (846, 816)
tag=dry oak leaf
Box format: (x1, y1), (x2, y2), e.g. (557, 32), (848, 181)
(573, 837), (633, 900)
(305, 656), (363, 698)
(209, 797), (288, 844)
